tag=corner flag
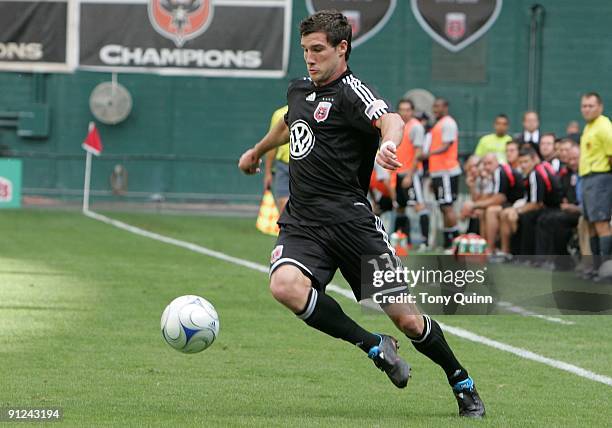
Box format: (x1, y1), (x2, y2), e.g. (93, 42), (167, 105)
(82, 122), (103, 156)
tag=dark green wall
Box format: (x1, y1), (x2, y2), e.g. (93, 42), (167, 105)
(1, 0), (610, 201)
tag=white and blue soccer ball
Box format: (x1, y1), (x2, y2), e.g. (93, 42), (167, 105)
(161, 295), (220, 354)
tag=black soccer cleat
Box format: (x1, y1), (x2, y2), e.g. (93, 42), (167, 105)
(367, 334), (411, 388)
(452, 377), (486, 418)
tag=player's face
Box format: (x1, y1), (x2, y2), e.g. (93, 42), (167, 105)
(301, 32), (347, 86)
(539, 136), (555, 158)
(494, 117), (509, 136)
(482, 156), (498, 174)
(506, 143), (519, 163)
(432, 100), (447, 119)
(558, 142), (571, 163)
(519, 155), (536, 174)
(397, 102), (413, 122)
(581, 96), (602, 122)
(523, 112), (539, 132)
(567, 147), (580, 171)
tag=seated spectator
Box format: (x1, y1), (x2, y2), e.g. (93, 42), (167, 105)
(474, 114), (512, 162)
(461, 155), (482, 233)
(535, 145), (581, 259)
(461, 153), (524, 254)
(557, 138), (578, 167)
(499, 146), (561, 255)
(539, 133), (562, 172)
(505, 140), (521, 171)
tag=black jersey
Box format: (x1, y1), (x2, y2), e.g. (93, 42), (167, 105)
(493, 165), (524, 203)
(280, 68), (390, 226)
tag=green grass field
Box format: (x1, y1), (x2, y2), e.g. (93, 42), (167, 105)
(1, 209), (611, 427)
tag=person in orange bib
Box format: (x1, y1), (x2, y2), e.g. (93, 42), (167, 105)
(392, 99), (430, 250)
(420, 98), (461, 249)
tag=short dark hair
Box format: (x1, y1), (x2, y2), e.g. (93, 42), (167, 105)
(300, 10), (352, 61)
(560, 138), (579, 147)
(496, 114), (509, 121)
(582, 92), (603, 104)
(435, 97), (449, 107)
(519, 146), (538, 158)
(506, 140), (519, 148)
(397, 99), (414, 110)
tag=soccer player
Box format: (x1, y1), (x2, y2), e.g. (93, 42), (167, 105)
(238, 10), (484, 418)
(506, 140), (521, 171)
(499, 146), (560, 255)
(539, 133), (561, 172)
(393, 99), (430, 250)
(461, 153), (524, 255)
(420, 98), (461, 249)
(474, 114), (512, 162)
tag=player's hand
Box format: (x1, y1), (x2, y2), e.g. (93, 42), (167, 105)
(401, 174), (413, 188)
(377, 142), (402, 170)
(238, 148), (261, 175)
(418, 152), (430, 161)
(263, 172), (273, 190)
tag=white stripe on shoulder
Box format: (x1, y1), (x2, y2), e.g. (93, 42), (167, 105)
(343, 75), (389, 120)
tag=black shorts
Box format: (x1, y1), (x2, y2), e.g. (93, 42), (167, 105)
(396, 173), (425, 207)
(431, 174), (459, 206)
(269, 216), (407, 301)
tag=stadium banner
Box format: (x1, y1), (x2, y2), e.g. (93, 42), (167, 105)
(0, 159), (22, 209)
(306, 0), (396, 47)
(78, 0), (292, 77)
(411, 0), (502, 52)
(0, 0), (77, 72)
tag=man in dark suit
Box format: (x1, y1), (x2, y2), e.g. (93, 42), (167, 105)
(515, 111), (541, 154)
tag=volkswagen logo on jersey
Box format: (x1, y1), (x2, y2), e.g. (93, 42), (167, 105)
(148, 0), (214, 47)
(314, 101), (332, 123)
(289, 120), (315, 160)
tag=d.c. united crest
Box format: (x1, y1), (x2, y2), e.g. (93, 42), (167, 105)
(314, 101), (332, 123)
(148, 0), (214, 47)
(411, 0), (502, 52)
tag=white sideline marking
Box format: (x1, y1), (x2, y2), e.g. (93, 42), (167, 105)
(496, 301), (575, 325)
(83, 210), (268, 274)
(438, 324), (612, 387)
(83, 210), (612, 387)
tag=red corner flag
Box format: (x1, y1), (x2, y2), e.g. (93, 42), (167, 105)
(82, 122), (103, 156)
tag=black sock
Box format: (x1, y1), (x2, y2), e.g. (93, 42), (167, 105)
(419, 212), (430, 243)
(394, 214), (411, 244)
(297, 288), (380, 352)
(599, 235), (612, 257)
(410, 315), (468, 385)
(395, 214), (407, 233)
(590, 236), (601, 270)
(443, 227), (459, 249)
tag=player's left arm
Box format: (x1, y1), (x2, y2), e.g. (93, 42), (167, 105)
(375, 113), (404, 170)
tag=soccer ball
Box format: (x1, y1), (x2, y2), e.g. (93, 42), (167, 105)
(161, 295), (220, 353)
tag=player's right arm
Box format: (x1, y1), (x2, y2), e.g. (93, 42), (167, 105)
(238, 118), (289, 175)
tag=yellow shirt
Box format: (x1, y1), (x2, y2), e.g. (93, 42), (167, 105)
(474, 133), (511, 162)
(579, 114), (612, 176)
(269, 105), (290, 164)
